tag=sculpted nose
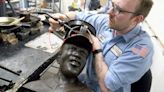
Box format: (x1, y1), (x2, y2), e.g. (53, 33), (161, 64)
(72, 51), (78, 55)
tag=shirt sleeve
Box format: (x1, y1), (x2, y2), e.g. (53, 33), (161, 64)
(104, 44), (154, 91)
(75, 12), (109, 33)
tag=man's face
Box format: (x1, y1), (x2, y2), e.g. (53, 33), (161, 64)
(108, 0), (140, 31)
(59, 44), (89, 78)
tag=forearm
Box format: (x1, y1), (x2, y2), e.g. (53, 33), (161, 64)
(64, 11), (76, 21)
(94, 53), (111, 92)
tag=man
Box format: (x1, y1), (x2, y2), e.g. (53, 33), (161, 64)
(23, 29), (93, 92)
(48, 0), (154, 92)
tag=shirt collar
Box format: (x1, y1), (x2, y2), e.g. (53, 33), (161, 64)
(121, 25), (141, 42)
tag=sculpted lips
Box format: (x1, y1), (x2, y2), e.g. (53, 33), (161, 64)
(69, 55), (81, 67)
(70, 60), (80, 67)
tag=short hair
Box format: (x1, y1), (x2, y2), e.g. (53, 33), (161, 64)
(135, 0), (153, 18)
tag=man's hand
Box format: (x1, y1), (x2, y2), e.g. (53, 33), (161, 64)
(89, 34), (101, 51)
(48, 13), (67, 32)
(48, 12), (76, 33)
(89, 34), (111, 92)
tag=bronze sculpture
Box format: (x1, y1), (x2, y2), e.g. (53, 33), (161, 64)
(23, 30), (92, 92)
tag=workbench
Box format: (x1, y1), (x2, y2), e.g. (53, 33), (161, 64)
(0, 25), (63, 91)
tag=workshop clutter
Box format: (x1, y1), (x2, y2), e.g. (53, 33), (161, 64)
(0, 11), (42, 45)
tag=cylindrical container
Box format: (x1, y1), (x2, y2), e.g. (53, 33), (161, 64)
(0, 0), (6, 16)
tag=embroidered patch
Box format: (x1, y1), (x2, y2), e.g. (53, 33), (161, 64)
(132, 44), (148, 58)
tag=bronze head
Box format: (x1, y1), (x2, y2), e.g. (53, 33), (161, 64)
(58, 20), (95, 78)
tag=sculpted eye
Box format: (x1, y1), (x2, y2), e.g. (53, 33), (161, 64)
(79, 50), (85, 55)
(79, 50), (88, 57)
(70, 46), (76, 51)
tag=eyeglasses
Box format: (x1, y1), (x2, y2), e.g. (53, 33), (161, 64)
(110, 2), (139, 15)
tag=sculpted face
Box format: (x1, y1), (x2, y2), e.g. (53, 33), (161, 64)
(59, 44), (89, 78)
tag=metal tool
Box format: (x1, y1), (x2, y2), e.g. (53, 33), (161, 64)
(0, 65), (21, 76)
(0, 77), (12, 83)
(34, 12), (72, 29)
(6, 0), (17, 16)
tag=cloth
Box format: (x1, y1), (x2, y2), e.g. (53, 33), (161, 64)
(76, 12), (154, 92)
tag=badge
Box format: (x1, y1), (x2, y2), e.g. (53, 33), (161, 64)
(111, 45), (122, 57)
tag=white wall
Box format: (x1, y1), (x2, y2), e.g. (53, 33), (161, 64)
(150, 37), (164, 92)
(145, 0), (164, 91)
(146, 0), (164, 46)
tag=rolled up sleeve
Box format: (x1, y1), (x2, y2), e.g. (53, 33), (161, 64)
(104, 44), (154, 91)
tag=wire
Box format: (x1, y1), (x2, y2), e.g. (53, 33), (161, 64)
(48, 32), (53, 49)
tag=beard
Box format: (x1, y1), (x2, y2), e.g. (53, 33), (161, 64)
(109, 18), (130, 32)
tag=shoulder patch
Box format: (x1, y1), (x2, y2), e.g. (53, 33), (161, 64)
(131, 44), (148, 58)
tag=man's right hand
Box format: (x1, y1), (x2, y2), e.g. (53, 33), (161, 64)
(48, 13), (67, 32)
(48, 12), (76, 33)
